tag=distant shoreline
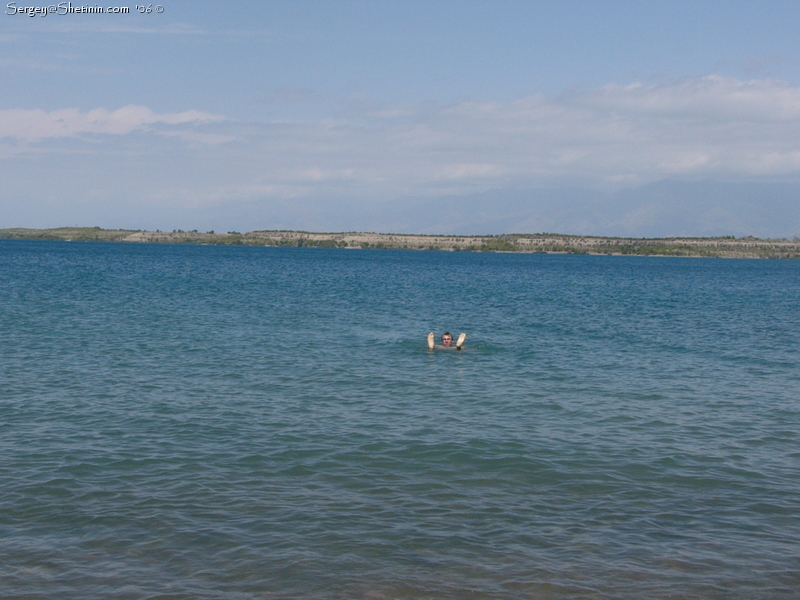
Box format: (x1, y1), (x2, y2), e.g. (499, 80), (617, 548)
(2, 227), (799, 259)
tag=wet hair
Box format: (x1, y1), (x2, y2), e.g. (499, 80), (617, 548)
(441, 332), (453, 341)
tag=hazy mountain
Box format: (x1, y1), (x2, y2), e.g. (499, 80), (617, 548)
(33, 179), (797, 238)
(364, 180), (800, 238)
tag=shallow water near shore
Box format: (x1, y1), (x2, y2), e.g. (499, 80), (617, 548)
(1, 239), (799, 599)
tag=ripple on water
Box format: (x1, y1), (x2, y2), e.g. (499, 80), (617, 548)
(1, 242), (799, 599)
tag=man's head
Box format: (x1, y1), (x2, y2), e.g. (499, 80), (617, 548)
(441, 332), (454, 346)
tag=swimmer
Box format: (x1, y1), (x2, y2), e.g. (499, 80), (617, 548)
(427, 331), (467, 350)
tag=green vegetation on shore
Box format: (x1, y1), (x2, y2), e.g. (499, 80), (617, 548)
(2, 227), (799, 258)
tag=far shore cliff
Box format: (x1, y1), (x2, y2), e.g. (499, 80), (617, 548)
(2, 227), (799, 259)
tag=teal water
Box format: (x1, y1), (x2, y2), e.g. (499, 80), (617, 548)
(1, 240), (799, 599)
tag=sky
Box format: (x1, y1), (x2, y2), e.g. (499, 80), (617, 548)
(2, 1), (800, 236)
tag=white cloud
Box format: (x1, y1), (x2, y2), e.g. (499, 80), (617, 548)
(148, 183), (310, 206)
(4, 76), (800, 209)
(292, 168), (355, 182)
(439, 163), (503, 180)
(589, 76), (800, 122)
(0, 105), (223, 141)
(395, 75), (800, 184)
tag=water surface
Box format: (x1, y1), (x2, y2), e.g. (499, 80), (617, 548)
(1, 240), (799, 599)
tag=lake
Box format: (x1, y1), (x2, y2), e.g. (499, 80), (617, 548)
(1, 240), (798, 599)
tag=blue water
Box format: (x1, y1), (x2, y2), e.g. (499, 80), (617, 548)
(1, 240), (799, 599)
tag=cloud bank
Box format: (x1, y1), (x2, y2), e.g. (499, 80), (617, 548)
(5, 76), (800, 188)
(0, 105), (222, 141)
(2, 76), (800, 235)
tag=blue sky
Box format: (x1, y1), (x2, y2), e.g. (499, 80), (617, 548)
(2, 1), (800, 235)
